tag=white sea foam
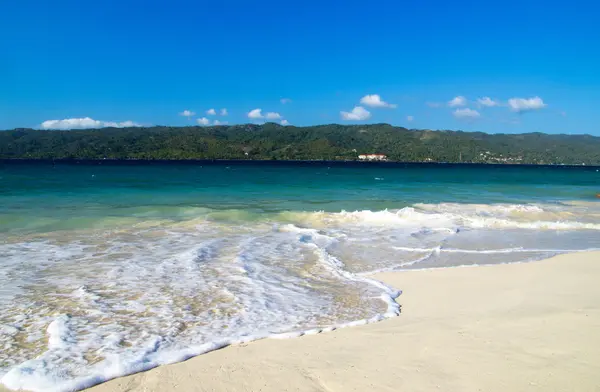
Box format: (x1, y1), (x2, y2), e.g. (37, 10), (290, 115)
(326, 205), (600, 231)
(47, 315), (76, 350)
(1, 201), (599, 392)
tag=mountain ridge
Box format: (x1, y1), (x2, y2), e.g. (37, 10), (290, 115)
(2, 123), (599, 165)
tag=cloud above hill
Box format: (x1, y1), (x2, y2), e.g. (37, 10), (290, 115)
(40, 117), (141, 130)
(508, 97), (546, 113)
(453, 108), (480, 119)
(360, 94), (397, 108)
(340, 106), (371, 121)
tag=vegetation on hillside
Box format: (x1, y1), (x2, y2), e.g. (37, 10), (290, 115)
(1, 123), (599, 165)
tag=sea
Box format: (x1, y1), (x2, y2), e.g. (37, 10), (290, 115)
(1, 161), (599, 392)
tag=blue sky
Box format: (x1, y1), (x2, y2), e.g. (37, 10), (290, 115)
(1, 0), (599, 134)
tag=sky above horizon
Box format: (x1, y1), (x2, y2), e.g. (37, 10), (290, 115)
(1, 0), (599, 134)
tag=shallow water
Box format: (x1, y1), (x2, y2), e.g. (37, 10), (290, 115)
(1, 162), (599, 391)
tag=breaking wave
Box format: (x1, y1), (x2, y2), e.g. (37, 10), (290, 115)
(1, 201), (599, 391)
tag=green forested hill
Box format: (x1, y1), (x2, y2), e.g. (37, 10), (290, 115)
(1, 123), (599, 165)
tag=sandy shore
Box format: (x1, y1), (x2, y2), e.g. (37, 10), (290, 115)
(5, 252), (600, 392)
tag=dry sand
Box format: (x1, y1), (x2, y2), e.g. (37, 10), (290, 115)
(6, 252), (600, 392)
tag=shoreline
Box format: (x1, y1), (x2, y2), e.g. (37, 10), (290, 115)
(1, 158), (599, 169)
(3, 251), (595, 392)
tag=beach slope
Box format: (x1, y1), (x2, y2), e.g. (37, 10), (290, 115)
(13, 252), (600, 392)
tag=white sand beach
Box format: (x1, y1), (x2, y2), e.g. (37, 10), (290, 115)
(64, 251), (600, 392)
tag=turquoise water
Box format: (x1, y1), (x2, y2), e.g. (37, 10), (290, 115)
(1, 162), (599, 391)
(1, 163), (599, 233)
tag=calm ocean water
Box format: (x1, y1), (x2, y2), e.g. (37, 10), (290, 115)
(1, 161), (599, 391)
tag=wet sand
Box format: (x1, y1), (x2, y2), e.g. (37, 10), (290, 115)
(5, 251), (600, 392)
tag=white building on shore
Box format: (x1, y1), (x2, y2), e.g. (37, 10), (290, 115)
(358, 154), (387, 161)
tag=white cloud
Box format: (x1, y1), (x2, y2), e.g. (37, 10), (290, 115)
(220, 108), (228, 116)
(340, 106), (371, 121)
(280, 98), (292, 104)
(477, 97), (499, 107)
(448, 96), (467, 107)
(179, 110), (195, 117)
(406, 115), (414, 122)
(197, 117), (210, 126)
(213, 120), (228, 125)
(508, 96), (546, 113)
(40, 117), (141, 130)
(281, 119), (290, 126)
(106, 120), (140, 128)
(359, 94), (397, 108)
(247, 108), (264, 119)
(206, 108), (217, 116)
(453, 108), (481, 119)
(266, 112), (282, 120)
(247, 110), (282, 120)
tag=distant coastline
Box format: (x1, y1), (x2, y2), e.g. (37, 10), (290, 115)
(1, 158), (599, 170)
(2, 124), (600, 165)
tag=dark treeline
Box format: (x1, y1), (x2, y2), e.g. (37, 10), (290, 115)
(1, 123), (600, 165)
